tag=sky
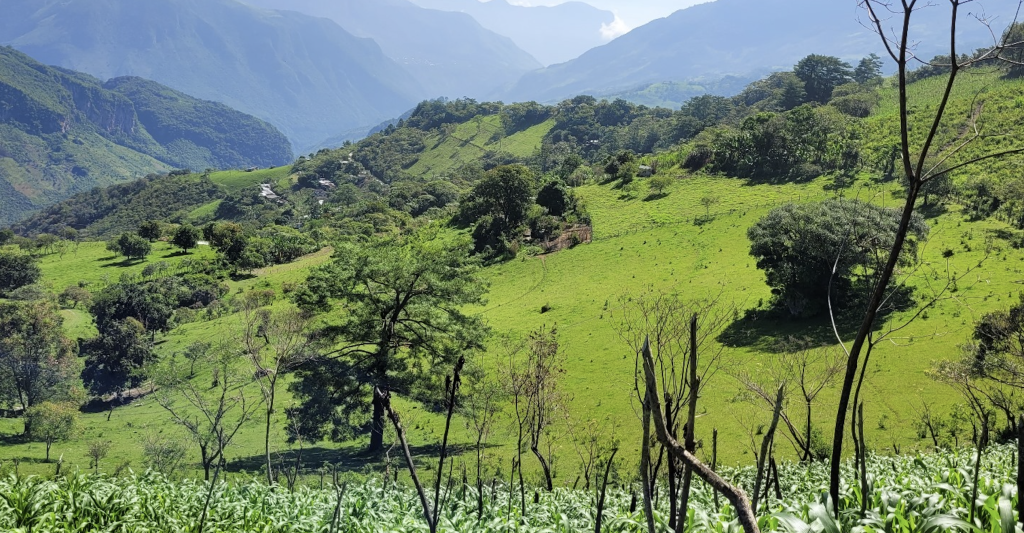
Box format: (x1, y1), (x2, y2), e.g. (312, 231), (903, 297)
(505, 0), (711, 37)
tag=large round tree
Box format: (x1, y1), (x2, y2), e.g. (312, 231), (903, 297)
(748, 199), (928, 317)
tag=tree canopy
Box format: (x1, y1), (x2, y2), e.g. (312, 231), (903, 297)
(748, 199), (929, 317)
(794, 54), (853, 103)
(0, 301), (80, 414)
(290, 229), (489, 451)
(0, 250), (41, 296)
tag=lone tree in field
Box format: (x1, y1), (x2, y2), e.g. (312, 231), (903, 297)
(26, 401), (80, 462)
(748, 199), (928, 317)
(172, 224), (201, 253)
(138, 221), (163, 242)
(0, 300), (79, 427)
(827, 0), (1024, 512)
(290, 228), (489, 452)
(111, 233), (151, 262)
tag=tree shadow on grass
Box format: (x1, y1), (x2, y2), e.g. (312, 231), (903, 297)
(916, 202), (949, 219)
(643, 192), (669, 202)
(719, 287), (917, 353)
(99, 258), (142, 268)
(162, 250), (189, 259)
(227, 441), (493, 476)
(718, 311), (849, 354)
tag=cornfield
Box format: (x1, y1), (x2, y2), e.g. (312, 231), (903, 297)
(0, 444), (1021, 532)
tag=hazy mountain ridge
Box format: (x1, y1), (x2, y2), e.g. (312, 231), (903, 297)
(0, 0), (424, 151)
(409, 0), (616, 66)
(0, 47), (293, 225)
(239, 0), (541, 100)
(504, 0), (1021, 104)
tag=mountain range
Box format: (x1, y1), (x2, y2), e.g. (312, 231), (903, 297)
(3, 0), (1019, 156)
(0, 0), (424, 152)
(0, 46), (292, 225)
(409, 0), (616, 66)
(503, 0), (1022, 105)
(239, 0), (541, 102)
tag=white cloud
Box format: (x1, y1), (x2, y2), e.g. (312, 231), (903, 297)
(600, 14), (631, 40)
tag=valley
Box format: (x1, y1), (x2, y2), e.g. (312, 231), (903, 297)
(3, 1), (1024, 531)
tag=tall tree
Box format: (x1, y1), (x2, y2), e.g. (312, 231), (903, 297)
(290, 228), (489, 452)
(25, 401), (80, 462)
(853, 53), (884, 84)
(0, 301), (80, 423)
(138, 221), (163, 242)
(172, 224), (201, 253)
(81, 318), (155, 397)
(114, 233), (151, 262)
(747, 199), (928, 317)
(0, 250), (41, 296)
(459, 164), (536, 240)
(794, 54), (853, 103)
(828, 0), (1024, 512)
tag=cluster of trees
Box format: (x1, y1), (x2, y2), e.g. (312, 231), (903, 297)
(455, 164), (590, 257)
(13, 172), (223, 239)
(201, 222), (317, 273)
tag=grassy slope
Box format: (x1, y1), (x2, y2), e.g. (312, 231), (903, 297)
(4, 76), (1024, 482)
(5, 173), (1020, 481)
(406, 117), (554, 178)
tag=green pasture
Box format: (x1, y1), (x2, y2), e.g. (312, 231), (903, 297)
(5, 170), (1023, 486)
(206, 166), (293, 194)
(34, 240), (218, 293)
(406, 117), (553, 178)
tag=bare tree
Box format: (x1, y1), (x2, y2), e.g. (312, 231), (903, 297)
(735, 340), (843, 461)
(828, 0), (1024, 509)
(376, 356), (466, 533)
(640, 337), (760, 533)
(239, 296), (317, 485)
(620, 289), (730, 531)
(459, 359), (506, 517)
(154, 344), (262, 481)
(505, 326), (566, 493)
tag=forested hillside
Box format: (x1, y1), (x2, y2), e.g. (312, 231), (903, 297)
(0, 0), (422, 150)
(0, 47), (292, 225)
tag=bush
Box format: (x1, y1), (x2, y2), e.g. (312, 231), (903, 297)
(0, 250), (41, 296)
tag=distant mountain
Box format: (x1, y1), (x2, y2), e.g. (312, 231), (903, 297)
(504, 0), (1021, 104)
(0, 0), (423, 151)
(240, 0), (541, 99)
(0, 47), (292, 226)
(410, 0), (615, 66)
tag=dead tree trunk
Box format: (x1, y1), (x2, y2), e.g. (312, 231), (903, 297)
(676, 314), (701, 532)
(641, 337), (760, 533)
(640, 405), (657, 533)
(752, 387), (784, 515)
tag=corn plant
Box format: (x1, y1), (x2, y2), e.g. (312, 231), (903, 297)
(0, 445), (1021, 532)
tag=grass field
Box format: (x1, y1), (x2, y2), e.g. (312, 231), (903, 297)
(4, 168), (1022, 486)
(406, 117), (554, 178)
(206, 166), (293, 194)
